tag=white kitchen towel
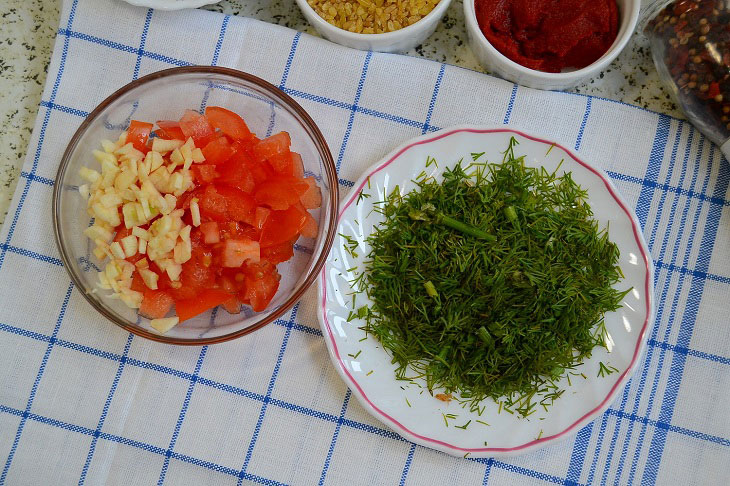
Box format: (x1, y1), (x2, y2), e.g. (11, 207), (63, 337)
(0, 0), (728, 484)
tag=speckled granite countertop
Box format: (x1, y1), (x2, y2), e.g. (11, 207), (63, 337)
(0, 0), (679, 226)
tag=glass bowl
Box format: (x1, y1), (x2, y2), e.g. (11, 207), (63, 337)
(52, 66), (338, 345)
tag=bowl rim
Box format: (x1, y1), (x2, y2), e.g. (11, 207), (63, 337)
(294, 0), (453, 41)
(52, 65), (339, 345)
(463, 0), (641, 80)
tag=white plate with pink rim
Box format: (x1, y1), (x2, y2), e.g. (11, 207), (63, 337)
(317, 126), (654, 458)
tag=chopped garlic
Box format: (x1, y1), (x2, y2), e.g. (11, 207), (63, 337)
(120, 235), (138, 258)
(81, 126), (204, 312)
(190, 198), (201, 227)
(139, 268), (159, 290)
(135, 258), (149, 269)
(150, 317), (179, 334)
(191, 148), (205, 163)
(132, 226), (149, 240)
(79, 167), (101, 184)
(151, 137), (184, 154)
(101, 139), (117, 153)
(110, 241), (126, 260)
(166, 262), (182, 282)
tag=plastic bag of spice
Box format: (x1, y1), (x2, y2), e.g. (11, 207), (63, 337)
(643, 0), (730, 158)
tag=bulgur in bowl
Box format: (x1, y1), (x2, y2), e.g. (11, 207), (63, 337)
(295, 0), (452, 53)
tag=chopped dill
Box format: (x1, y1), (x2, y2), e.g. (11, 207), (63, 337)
(455, 420), (472, 430)
(339, 233), (359, 258)
(366, 370), (374, 376)
(359, 138), (629, 417)
(471, 152), (485, 161)
(357, 190), (371, 204)
(405, 397), (411, 407)
(476, 420), (490, 427)
(597, 361), (620, 377)
(426, 155), (438, 168)
(348, 350), (362, 359)
(546, 143), (556, 156)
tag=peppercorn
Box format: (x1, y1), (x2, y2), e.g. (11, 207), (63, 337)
(648, 0), (730, 143)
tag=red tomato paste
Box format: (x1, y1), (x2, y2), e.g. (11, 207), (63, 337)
(474, 0), (620, 73)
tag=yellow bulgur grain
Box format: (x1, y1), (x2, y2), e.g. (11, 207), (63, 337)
(307, 0), (440, 34)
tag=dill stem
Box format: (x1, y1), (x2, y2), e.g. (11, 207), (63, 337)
(435, 213), (497, 242)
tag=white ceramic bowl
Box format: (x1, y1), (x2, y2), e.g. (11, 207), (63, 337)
(463, 0), (641, 91)
(295, 0), (453, 53)
(121, 0), (222, 10)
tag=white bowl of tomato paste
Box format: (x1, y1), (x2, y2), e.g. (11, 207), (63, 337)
(464, 0), (641, 91)
(53, 66), (338, 344)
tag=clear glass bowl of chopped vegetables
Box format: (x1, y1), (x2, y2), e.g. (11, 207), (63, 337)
(53, 66), (338, 344)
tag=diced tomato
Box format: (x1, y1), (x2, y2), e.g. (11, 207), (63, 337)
(221, 297), (241, 314)
(227, 152), (277, 187)
(219, 273), (243, 294)
(127, 120), (153, 153)
(216, 185), (256, 224)
(291, 152), (305, 179)
(126, 253), (145, 265)
(199, 184), (229, 222)
(217, 157), (256, 193)
(259, 206), (307, 248)
(260, 240), (294, 264)
(131, 270), (147, 293)
(139, 289), (174, 319)
(191, 164), (219, 183)
(205, 106), (252, 141)
(158, 274), (192, 301)
(201, 136), (236, 165)
(185, 248), (215, 283)
(189, 227), (205, 250)
(179, 110), (215, 147)
(253, 132), (291, 161)
(218, 221), (258, 242)
(254, 177), (309, 210)
(175, 289), (231, 321)
(254, 207), (271, 230)
(221, 238), (260, 267)
(200, 221), (220, 244)
(268, 152), (293, 175)
(242, 263), (280, 312)
(300, 176), (322, 209)
(231, 138), (257, 159)
(176, 186), (204, 210)
(155, 120), (185, 140)
(300, 211), (318, 239)
(113, 225), (133, 243)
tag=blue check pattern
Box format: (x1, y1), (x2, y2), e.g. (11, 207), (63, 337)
(0, 0), (728, 484)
